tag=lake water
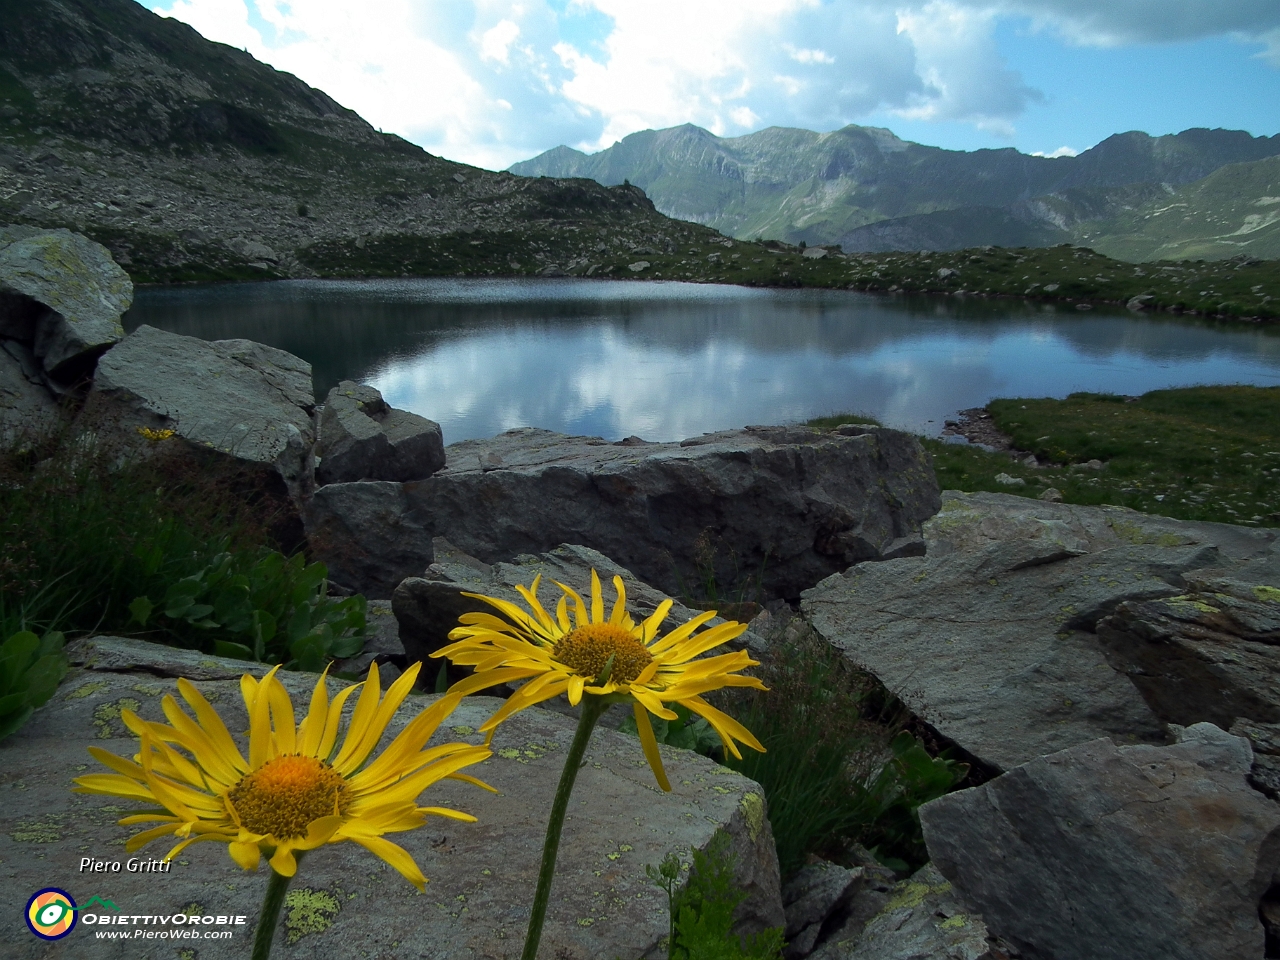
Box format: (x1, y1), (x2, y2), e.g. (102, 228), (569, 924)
(125, 278), (1280, 445)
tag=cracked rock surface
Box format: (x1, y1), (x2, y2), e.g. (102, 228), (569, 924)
(920, 723), (1280, 960)
(801, 491), (1279, 772)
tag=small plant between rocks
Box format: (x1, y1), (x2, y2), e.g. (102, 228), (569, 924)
(0, 420), (366, 668)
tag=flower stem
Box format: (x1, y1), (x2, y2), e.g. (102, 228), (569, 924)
(252, 861), (299, 960)
(522, 695), (605, 960)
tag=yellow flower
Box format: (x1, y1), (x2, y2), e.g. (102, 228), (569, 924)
(73, 662), (492, 890)
(136, 426), (175, 442)
(434, 570), (766, 790)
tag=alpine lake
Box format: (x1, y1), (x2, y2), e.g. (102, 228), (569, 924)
(124, 278), (1280, 445)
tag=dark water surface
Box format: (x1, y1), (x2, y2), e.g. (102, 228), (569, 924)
(125, 278), (1280, 444)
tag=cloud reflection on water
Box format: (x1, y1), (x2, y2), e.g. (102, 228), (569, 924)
(126, 278), (1280, 445)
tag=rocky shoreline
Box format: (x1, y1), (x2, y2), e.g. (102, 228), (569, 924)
(4, 227), (1280, 959)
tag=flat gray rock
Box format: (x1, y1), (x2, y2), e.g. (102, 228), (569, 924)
(401, 423), (940, 602)
(393, 540), (769, 672)
(919, 724), (1280, 960)
(316, 380), (445, 484)
(0, 636), (783, 960)
(801, 492), (1280, 772)
(0, 227), (131, 379)
(86, 324), (316, 496)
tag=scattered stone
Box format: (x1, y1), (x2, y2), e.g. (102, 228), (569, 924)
(801, 492), (1278, 772)
(1231, 717), (1280, 800)
(1037, 486), (1063, 502)
(936, 267), (958, 279)
(1096, 567), (1280, 730)
(227, 236), (278, 262)
(801, 247), (829, 259)
(1126, 294), (1155, 311)
(1070, 458), (1104, 471)
(993, 472), (1025, 487)
(920, 724), (1280, 960)
(315, 380), (445, 484)
(808, 863), (1006, 960)
(86, 324), (316, 497)
(0, 226), (130, 380)
(303, 481), (436, 598)
(628, 260), (651, 271)
(782, 860), (862, 958)
(0, 635), (783, 960)
(403, 424), (940, 601)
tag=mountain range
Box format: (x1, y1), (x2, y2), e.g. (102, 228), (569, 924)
(510, 124), (1280, 261)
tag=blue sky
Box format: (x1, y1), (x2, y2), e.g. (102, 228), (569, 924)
(139, 0), (1280, 169)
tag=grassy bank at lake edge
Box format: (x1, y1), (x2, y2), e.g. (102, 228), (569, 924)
(809, 384), (1280, 529)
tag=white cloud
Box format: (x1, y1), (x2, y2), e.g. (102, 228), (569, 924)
(141, 0), (1275, 171)
(1032, 146), (1079, 157)
(984, 0), (1280, 46)
(787, 45), (836, 65)
(479, 19), (521, 65)
(893, 1), (1040, 133)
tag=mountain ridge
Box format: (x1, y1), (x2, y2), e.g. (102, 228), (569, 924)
(511, 123), (1280, 259)
(0, 0), (722, 282)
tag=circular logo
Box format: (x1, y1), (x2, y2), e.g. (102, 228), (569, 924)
(25, 888), (78, 940)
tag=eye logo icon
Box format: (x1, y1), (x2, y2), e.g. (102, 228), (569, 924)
(25, 888), (78, 940)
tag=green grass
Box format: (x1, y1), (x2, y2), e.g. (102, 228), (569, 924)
(811, 385), (1280, 527)
(0, 421), (292, 640)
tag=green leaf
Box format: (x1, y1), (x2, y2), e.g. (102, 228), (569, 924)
(326, 634), (363, 659)
(0, 632), (40, 686)
(128, 596), (154, 626)
(22, 654), (68, 709)
(212, 640), (254, 661)
(181, 604), (215, 623)
(0, 706), (35, 742)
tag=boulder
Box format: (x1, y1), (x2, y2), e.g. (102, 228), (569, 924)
(801, 492), (1279, 773)
(85, 324), (316, 498)
(0, 226), (131, 380)
(919, 724), (1280, 960)
(0, 339), (63, 443)
(393, 539), (769, 675)
(395, 424), (939, 602)
(807, 863), (1006, 960)
(781, 860), (864, 958)
(315, 380), (445, 485)
(1097, 565), (1280, 730)
(303, 481), (436, 598)
(0, 635), (784, 960)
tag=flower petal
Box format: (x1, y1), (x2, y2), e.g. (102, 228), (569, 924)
(633, 703), (672, 792)
(229, 840), (262, 872)
(349, 835), (428, 891)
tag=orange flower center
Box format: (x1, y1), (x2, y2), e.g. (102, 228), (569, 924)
(227, 755), (350, 839)
(554, 621), (654, 684)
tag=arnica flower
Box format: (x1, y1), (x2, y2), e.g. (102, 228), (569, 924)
(435, 570), (766, 788)
(434, 570), (767, 960)
(73, 661), (493, 891)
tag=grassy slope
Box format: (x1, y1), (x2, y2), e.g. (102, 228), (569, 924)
(815, 386), (1280, 529)
(1084, 156), (1280, 263)
(809, 385), (1280, 528)
(586, 239), (1280, 322)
